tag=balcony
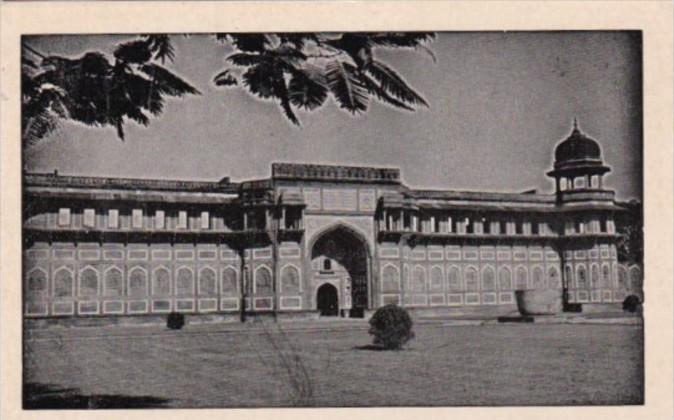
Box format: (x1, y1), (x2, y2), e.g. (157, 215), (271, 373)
(377, 228), (619, 245)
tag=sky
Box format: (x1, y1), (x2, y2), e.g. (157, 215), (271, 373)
(24, 32), (642, 200)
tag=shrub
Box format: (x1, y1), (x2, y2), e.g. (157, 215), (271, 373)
(167, 312), (185, 330)
(368, 304), (415, 350)
(622, 295), (641, 313)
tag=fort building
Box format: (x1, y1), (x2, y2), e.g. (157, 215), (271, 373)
(22, 123), (643, 320)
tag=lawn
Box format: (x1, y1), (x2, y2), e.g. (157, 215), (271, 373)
(23, 320), (643, 408)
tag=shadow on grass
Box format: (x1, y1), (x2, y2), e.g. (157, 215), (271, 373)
(24, 382), (171, 409)
(352, 344), (390, 351)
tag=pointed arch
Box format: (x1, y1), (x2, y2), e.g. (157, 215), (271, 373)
(601, 263), (612, 288)
(547, 266), (561, 289)
(381, 263), (400, 293)
(198, 266), (218, 296)
(629, 265), (642, 289)
(152, 265), (172, 296)
(590, 263), (600, 288)
(617, 264), (628, 289)
(514, 265), (528, 290)
(464, 265), (479, 292)
(410, 265), (427, 292)
(254, 265), (273, 296)
(175, 265), (194, 297)
(78, 265), (100, 297)
(128, 266), (149, 297)
(531, 265), (545, 290)
(307, 222), (372, 260)
(309, 222), (371, 312)
(27, 267), (48, 296)
(221, 265), (239, 297)
(498, 266), (512, 290)
(481, 265), (496, 291)
(53, 266), (74, 298)
(430, 265), (444, 292)
(281, 264), (302, 294)
(447, 264), (462, 292)
(103, 266), (124, 297)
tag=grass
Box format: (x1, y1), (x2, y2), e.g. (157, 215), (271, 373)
(23, 321), (643, 408)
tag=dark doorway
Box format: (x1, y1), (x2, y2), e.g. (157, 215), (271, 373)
(311, 226), (369, 318)
(317, 284), (338, 316)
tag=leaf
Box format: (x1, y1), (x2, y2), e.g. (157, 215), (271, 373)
(415, 44), (437, 63)
(23, 108), (60, 148)
(125, 106), (150, 126)
(325, 60), (369, 114)
(325, 34), (373, 67)
(277, 34), (319, 49)
(365, 60), (428, 107)
(115, 117), (125, 140)
(226, 52), (264, 66)
(361, 74), (414, 111)
(143, 35), (175, 63)
(242, 64), (278, 99)
(213, 69), (238, 87)
(367, 32), (435, 48)
(220, 34), (270, 52)
(114, 40), (152, 64)
(139, 64), (200, 96)
(278, 91), (300, 126)
(287, 68), (328, 110)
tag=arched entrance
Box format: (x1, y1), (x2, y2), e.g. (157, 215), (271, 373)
(317, 284), (339, 316)
(311, 225), (370, 318)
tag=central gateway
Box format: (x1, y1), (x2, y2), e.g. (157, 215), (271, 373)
(311, 225), (369, 317)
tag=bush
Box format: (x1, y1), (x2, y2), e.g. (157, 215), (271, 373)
(368, 304), (415, 350)
(167, 312), (185, 330)
(622, 295), (641, 313)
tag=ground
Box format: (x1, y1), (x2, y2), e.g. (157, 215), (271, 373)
(23, 319), (643, 408)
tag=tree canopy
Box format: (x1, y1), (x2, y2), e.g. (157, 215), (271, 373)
(22, 33), (435, 147)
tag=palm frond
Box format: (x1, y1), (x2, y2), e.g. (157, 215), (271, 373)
(242, 64), (278, 99)
(415, 43), (437, 63)
(324, 34), (373, 67)
(367, 32), (435, 48)
(213, 69), (238, 87)
(365, 60), (428, 107)
(277, 33), (319, 49)
(325, 60), (369, 114)
(361, 74), (414, 111)
(143, 35), (175, 63)
(276, 80), (300, 126)
(114, 40), (152, 64)
(21, 110), (58, 147)
(227, 52), (264, 66)
(288, 68), (328, 111)
(220, 34), (270, 52)
(139, 64), (200, 96)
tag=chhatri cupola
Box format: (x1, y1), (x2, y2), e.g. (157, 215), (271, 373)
(547, 119), (611, 193)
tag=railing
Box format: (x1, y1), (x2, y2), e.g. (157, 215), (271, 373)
(272, 162), (400, 183)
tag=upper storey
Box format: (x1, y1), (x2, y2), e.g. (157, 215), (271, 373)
(24, 120), (627, 239)
(24, 171), (239, 204)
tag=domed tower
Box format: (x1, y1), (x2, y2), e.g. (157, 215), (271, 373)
(547, 119), (611, 195)
(546, 119), (624, 311)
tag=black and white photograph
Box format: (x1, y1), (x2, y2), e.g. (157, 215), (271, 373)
(17, 28), (648, 409)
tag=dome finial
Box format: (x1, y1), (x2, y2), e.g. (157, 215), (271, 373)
(573, 117), (578, 131)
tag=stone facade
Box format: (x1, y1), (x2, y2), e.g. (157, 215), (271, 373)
(22, 124), (643, 319)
